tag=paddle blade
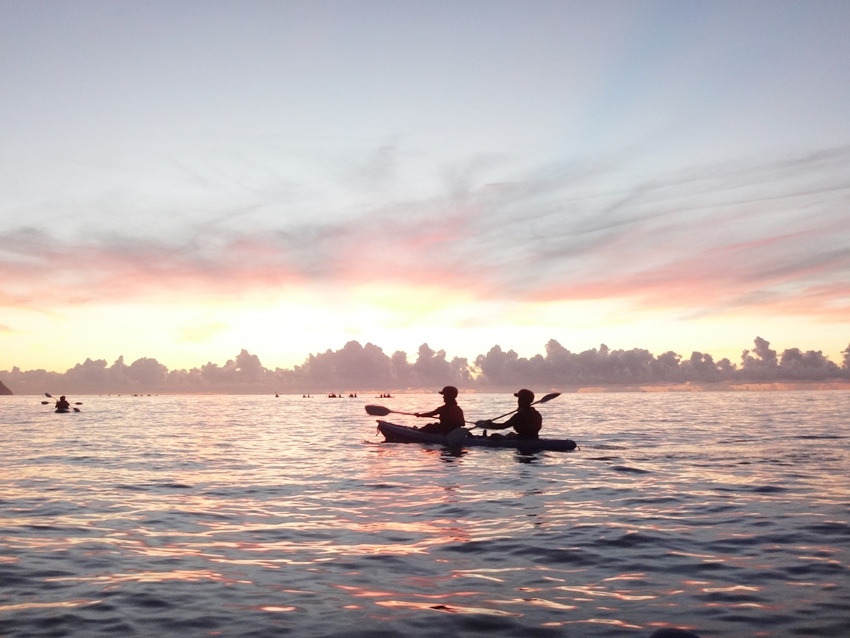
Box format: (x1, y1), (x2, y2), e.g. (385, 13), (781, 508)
(536, 392), (561, 404)
(41, 401), (49, 405)
(365, 404), (392, 417)
(44, 392), (53, 398)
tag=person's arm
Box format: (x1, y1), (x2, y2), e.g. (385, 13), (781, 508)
(479, 413), (516, 430)
(416, 407), (440, 418)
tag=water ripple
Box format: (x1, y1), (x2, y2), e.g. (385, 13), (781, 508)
(1, 392), (849, 637)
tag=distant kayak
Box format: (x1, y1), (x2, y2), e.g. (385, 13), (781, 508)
(55, 408), (70, 413)
(376, 420), (577, 452)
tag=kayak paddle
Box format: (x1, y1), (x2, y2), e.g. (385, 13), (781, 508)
(365, 404), (419, 418)
(445, 391), (562, 445)
(366, 403), (478, 424)
(46, 392), (83, 412)
(484, 391), (561, 423)
(45, 392), (82, 405)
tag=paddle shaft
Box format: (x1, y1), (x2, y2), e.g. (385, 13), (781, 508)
(445, 393), (561, 444)
(388, 409), (419, 417)
(366, 403), (476, 424)
(487, 392), (560, 422)
(45, 392), (82, 405)
(469, 392), (560, 431)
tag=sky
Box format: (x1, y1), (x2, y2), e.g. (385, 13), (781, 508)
(2, 0), (849, 374)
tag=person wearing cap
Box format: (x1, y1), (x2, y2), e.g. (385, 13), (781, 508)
(485, 389), (542, 440)
(414, 386), (465, 435)
(55, 395), (71, 412)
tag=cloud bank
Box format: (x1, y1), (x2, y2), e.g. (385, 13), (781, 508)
(3, 337), (848, 396)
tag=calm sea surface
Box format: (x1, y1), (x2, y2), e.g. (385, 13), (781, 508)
(1, 391), (848, 637)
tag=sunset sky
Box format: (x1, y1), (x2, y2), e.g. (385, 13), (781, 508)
(2, 0), (849, 373)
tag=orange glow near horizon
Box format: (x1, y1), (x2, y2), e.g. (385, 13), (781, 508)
(1, 3), (849, 378)
(2, 280), (848, 373)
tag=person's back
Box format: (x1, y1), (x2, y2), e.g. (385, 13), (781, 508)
(505, 405), (542, 439)
(437, 402), (465, 429)
(485, 389), (542, 440)
(416, 386), (465, 435)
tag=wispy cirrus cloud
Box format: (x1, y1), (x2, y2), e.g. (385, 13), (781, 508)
(1, 144), (848, 324)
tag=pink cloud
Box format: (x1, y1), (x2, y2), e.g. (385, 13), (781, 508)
(2, 144), (848, 325)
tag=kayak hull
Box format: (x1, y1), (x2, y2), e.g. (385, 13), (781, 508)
(376, 421), (577, 452)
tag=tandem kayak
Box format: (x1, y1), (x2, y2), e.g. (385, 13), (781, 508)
(376, 421), (577, 452)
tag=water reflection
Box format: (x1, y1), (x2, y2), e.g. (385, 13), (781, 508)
(514, 450), (542, 465)
(1, 393), (848, 638)
(438, 448), (467, 461)
(0, 600), (104, 613)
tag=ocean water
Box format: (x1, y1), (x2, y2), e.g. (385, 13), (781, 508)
(1, 391), (848, 638)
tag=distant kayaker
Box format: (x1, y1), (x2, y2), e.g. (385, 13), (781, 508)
(415, 386), (465, 435)
(483, 389), (542, 440)
(55, 395), (71, 412)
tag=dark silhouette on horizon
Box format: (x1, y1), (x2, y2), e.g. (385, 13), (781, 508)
(1, 337), (849, 395)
